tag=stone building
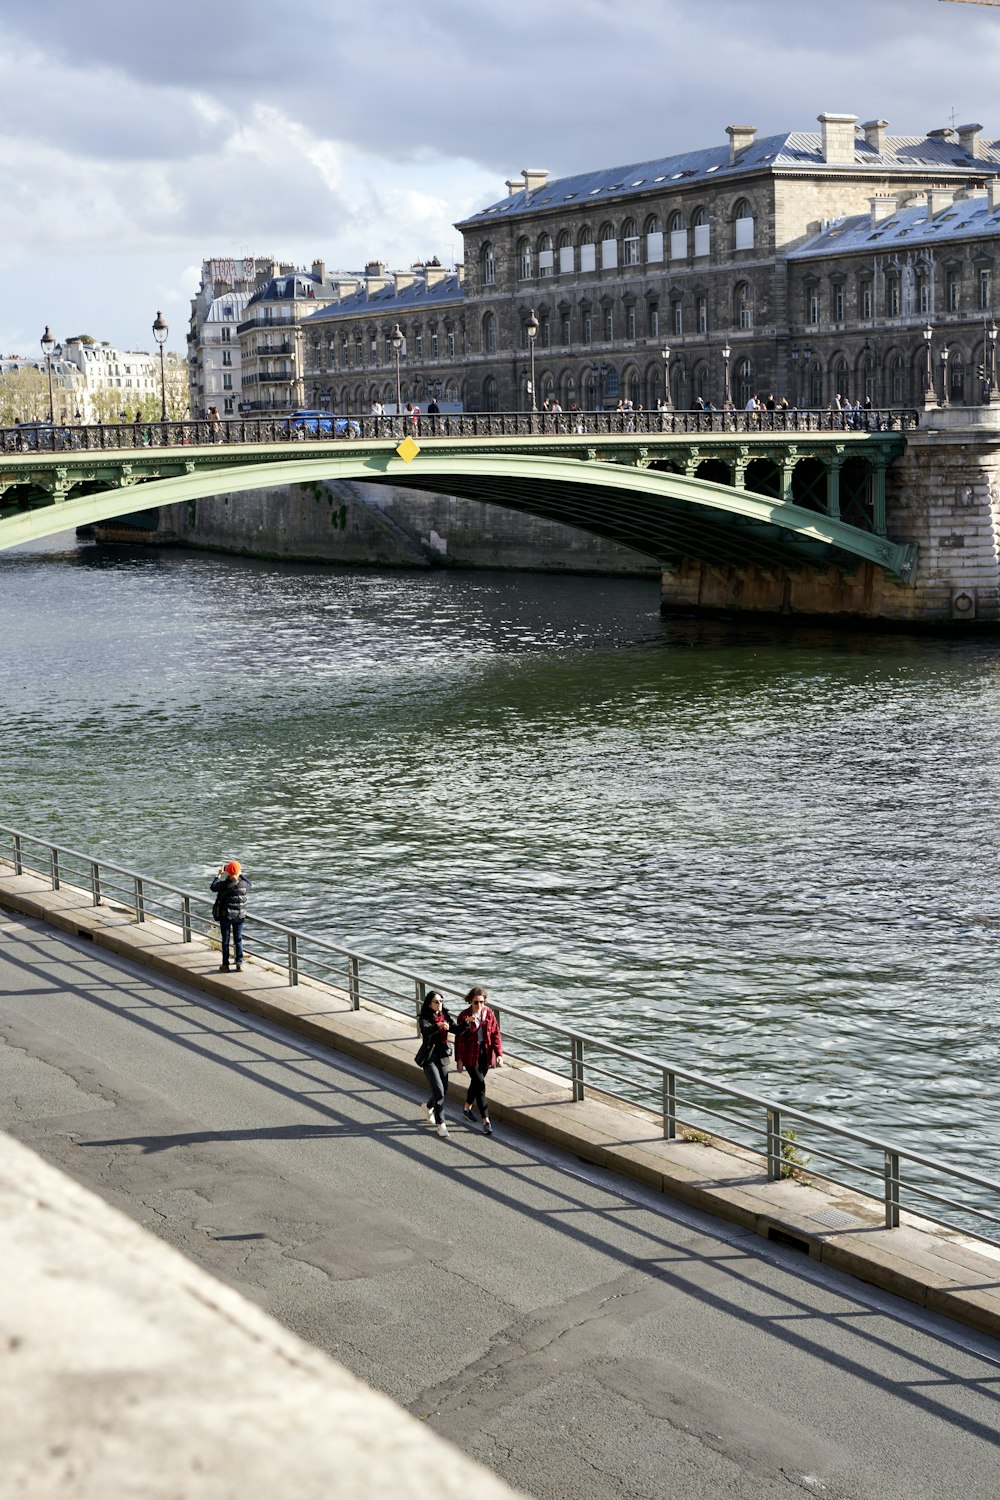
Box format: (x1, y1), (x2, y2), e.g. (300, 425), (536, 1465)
(237, 261), (363, 412)
(301, 260), (465, 411)
(188, 257), (281, 419)
(455, 114), (1000, 412)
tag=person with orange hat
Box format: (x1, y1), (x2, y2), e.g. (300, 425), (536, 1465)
(210, 859), (252, 973)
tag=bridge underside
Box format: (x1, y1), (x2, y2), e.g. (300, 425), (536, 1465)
(0, 439), (915, 581)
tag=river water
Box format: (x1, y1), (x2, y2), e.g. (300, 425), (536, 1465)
(2, 535), (999, 1195)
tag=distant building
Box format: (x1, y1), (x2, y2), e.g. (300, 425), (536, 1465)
(237, 260), (364, 412)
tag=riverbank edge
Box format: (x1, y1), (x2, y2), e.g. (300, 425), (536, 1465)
(2, 866), (998, 1344)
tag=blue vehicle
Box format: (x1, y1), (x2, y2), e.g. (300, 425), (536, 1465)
(286, 409), (360, 439)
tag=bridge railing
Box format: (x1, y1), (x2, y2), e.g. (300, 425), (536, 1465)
(0, 407), (919, 455)
(3, 822), (993, 1248)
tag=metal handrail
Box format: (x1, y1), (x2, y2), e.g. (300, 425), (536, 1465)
(0, 406), (920, 454)
(2, 823), (995, 1245)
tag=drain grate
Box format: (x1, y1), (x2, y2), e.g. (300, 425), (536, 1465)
(811, 1208), (865, 1230)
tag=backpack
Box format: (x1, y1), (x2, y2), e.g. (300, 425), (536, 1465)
(212, 895), (222, 923)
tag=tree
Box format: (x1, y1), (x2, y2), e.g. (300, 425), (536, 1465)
(0, 367), (48, 425)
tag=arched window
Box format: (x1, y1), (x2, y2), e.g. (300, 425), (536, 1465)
(483, 375), (498, 413)
(538, 233), (554, 277)
(949, 351), (965, 403)
(599, 222), (617, 270)
(622, 218), (640, 266)
(605, 367), (621, 397)
(628, 369), (641, 406)
(668, 211), (687, 261)
(734, 199), (755, 251)
(736, 357), (754, 408)
(518, 238), (532, 280)
(557, 229), (574, 275)
(692, 206), (711, 257)
(862, 356), (876, 403)
(579, 225), (596, 273)
(735, 282), (753, 330)
(834, 358), (850, 400)
(480, 242), (496, 286)
(808, 361), (823, 407)
(890, 354), (904, 404)
(645, 214), (664, 263)
(693, 362), (709, 402)
(482, 312), (497, 354)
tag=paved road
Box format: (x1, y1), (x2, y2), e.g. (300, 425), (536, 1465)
(1, 911), (998, 1500)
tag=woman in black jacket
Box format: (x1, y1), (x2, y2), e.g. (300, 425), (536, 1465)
(416, 991), (455, 1138)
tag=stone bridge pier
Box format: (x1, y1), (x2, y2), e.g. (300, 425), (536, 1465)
(660, 410), (1000, 625)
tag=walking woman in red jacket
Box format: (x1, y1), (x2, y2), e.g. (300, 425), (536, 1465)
(455, 986), (503, 1135)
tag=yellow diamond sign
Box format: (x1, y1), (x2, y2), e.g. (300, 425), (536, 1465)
(395, 435), (421, 463)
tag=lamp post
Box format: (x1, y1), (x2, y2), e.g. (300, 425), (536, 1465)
(721, 341), (732, 407)
(526, 308), (539, 422)
(391, 323), (404, 415)
(982, 317), (998, 404)
(990, 320), (999, 402)
(922, 322), (937, 409)
(790, 345), (800, 409)
(940, 345), (950, 408)
(661, 343), (673, 410)
(152, 310), (168, 420)
(40, 325), (55, 423)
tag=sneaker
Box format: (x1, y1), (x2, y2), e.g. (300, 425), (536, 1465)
(424, 1104), (435, 1124)
(235, 963), (243, 972)
(463, 1107), (476, 1124)
(218, 965), (230, 972)
(483, 1119), (493, 1137)
(437, 1122), (449, 1137)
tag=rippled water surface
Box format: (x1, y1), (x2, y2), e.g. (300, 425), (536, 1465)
(3, 534), (1000, 1188)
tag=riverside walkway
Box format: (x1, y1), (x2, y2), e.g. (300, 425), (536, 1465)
(1, 860), (999, 1498)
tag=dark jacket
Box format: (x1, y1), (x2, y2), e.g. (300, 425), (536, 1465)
(210, 873), (251, 921)
(417, 1007), (454, 1067)
(455, 1005), (502, 1072)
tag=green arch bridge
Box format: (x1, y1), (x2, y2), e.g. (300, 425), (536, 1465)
(0, 411), (918, 581)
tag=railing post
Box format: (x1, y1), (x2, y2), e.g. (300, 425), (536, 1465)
(288, 933), (299, 986)
(134, 876), (145, 923)
(415, 978), (426, 1019)
(181, 895), (192, 942)
(50, 847), (60, 891)
(90, 860), (101, 906)
(884, 1149), (901, 1228)
(348, 955), (360, 1010)
(571, 1036), (585, 1101)
(767, 1106), (782, 1180)
(12, 833), (22, 875)
(662, 1071), (676, 1140)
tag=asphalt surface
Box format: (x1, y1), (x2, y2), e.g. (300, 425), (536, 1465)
(1, 910), (998, 1500)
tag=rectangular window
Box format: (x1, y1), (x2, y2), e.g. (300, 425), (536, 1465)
(580, 243), (596, 273)
(562, 316), (571, 345)
(370, 339), (377, 363)
(222, 350), (232, 366)
(947, 273), (960, 312)
(673, 303), (682, 336)
(559, 245), (574, 274)
(808, 290), (819, 325)
(980, 268), (992, 309)
(222, 373), (233, 390)
(583, 314), (592, 343)
(888, 281), (900, 317)
(627, 307), (636, 339)
(221, 327), (231, 343)
(540, 318), (550, 347)
(735, 217), (755, 251)
(446, 331), (455, 357)
(697, 295), (707, 334)
(918, 282), (930, 315)
(601, 238), (618, 270)
(693, 224), (710, 258)
(341, 337), (349, 364)
(669, 228), (687, 261)
(861, 282), (873, 320)
(414, 334), (423, 357)
(431, 332), (439, 357)
(355, 340), (363, 364)
(538, 249), (554, 276)
(649, 307), (659, 338)
(604, 310), (613, 341)
(833, 285), (845, 322)
(646, 231), (664, 263)
(223, 397), (234, 413)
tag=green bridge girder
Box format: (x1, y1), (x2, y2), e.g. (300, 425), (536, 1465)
(0, 430), (916, 580)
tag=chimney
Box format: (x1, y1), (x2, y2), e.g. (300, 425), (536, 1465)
(927, 188), (955, 218)
(990, 178), (1000, 212)
(311, 259), (326, 282)
(818, 112), (858, 165)
(521, 168), (549, 197)
(958, 123), (983, 158)
(927, 127), (956, 143)
(862, 119), (889, 155)
(394, 271), (416, 294)
(424, 265), (448, 287)
(869, 195), (897, 228)
(505, 178), (520, 197)
(726, 124), (757, 164)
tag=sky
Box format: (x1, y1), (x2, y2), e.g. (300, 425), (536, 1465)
(2, 0), (1000, 357)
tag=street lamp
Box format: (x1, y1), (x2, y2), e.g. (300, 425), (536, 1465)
(526, 308), (539, 419)
(40, 325), (55, 423)
(391, 323), (404, 414)
(790, 344), (800, 408)
(940, 344), (950, 408)
(661, 343), (673, 410)
(923, 322), (937, 409)
(982, 317), (998, 404)
(990, 320), (998, 402)
(152, 310), (168, 420)
(721, 341), (732, 407)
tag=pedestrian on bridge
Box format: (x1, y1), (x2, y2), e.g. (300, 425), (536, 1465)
(210, 860), (252, 973)
(416, 991), (455, 1137)
(455, 987), (503, 1136)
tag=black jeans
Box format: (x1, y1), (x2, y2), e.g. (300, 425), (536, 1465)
(423, 1061), (449, 1124)
(464, 1063), (490, 1118)
(219, 917), (244, 968)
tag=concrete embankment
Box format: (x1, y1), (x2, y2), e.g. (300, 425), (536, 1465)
(2, 860), (999, 1344)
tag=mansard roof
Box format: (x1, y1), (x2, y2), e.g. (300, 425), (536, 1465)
(458, 130), (1000, 229)
(790, 193), (1000, 261)
(302, 271), (464, 325)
